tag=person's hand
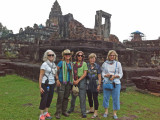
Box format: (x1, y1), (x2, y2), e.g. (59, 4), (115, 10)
(40, 87), (44, 94)
(115, 75), (119, 78)
(73, 80), (79, 85)
(109, 75), (115, 81)
(97, 85), (100, 92)
(56, 80), (61, 87)
(105, 73), (111, 77)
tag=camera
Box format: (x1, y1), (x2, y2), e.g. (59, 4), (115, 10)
(109, 75), (112, 79)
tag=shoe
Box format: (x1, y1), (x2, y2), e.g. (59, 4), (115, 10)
(67, 110), (73, 114)
(39, 115), (45, 120)
(55, 114), (60, 119)
(82, 114), (87, 118)
(103, 113), (108, 118)
(113, 115), (118, 119)
(86, 110), (94, 114)
(62, 112), (69, 117)
(44, 112), (52, 119)
(91, 114), (98, 119)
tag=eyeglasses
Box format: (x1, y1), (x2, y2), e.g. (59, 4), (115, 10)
(109, 55), (115, 57)
(77, 55), (83, 57)
(48, 54), (54, 57)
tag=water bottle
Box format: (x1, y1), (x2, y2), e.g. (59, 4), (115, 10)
(47, 86), (50, 91)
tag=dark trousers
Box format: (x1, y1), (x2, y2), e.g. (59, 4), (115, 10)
(39, 84), (54, 110)
(86, 90), (99, 110)
(55, 82), (71, 114)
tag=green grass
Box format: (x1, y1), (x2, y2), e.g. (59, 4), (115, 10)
(0, 75), (160, 120)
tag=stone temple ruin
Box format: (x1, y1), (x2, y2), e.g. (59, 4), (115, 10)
(0, 0), (160, 93)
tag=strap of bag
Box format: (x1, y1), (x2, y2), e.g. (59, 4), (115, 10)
(44, 63), (54, 84)
(114, 62), (117, 75)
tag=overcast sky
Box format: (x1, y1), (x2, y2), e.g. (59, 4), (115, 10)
(0, 0), (159, 42)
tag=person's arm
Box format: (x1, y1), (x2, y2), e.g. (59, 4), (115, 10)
(111, 62), (123, 80)
(101, 62), (111, 78)
(73, 70), (87, 85)
(39, 69), (45, 94)
(73, 62), (88, 85)
(115, 62), (123, 79)
(56, 66), (61, 87)
(97, 73), (102, 91)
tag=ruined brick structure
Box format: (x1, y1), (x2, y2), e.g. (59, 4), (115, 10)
(0, 0), (160, 93)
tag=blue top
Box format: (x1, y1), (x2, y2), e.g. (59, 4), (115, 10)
(57, 61), (72, 83)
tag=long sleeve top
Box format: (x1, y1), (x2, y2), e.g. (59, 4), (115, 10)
(101, 61), (123, 84)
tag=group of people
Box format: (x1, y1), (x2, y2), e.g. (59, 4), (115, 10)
(38, 49), (123, 120)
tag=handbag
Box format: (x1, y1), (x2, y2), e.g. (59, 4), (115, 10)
(103, 62), (117, 90)
(103, 83), (114, 90)
(72, 85), (79, 96)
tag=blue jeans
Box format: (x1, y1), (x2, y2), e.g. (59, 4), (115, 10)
(103, 84), (121, 110)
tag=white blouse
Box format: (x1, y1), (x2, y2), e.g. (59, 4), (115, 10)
(40, 62), (56, 84)
(101, 61), (123, 84)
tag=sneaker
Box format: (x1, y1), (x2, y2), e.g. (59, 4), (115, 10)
(113, 115), (118, 119)
(82, 114), (87, 118)
(67, 110), (73, 114)
(45, 112), (52, 119)
(103, 113), (108, 118)
(39, 115), (45, 120)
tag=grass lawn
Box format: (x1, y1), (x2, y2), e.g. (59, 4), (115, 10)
(0, 75), (160, 120)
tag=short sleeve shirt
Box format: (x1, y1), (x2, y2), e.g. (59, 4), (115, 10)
(40, 62), (55, 84)
(57, 61), (72, 82)
(87, 63), (101, 80)
(73, 61), (88, 77)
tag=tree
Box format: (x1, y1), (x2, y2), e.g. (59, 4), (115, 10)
(0, 22), (12, 38)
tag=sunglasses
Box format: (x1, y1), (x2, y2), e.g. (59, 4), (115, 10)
(48, 54), (54, 57)
(77, 55), (83, 57)
(64, 54), (71, 55)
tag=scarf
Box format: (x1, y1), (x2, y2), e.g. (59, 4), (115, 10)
(62, 61), (74, 84)
(73, 61), (83, 80)
(105, 60), (115, 64)
(46, 60), (57, 76)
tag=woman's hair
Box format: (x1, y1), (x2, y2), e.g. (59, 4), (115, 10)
(88, 53), (97, 59)
(106, 50), (118, 61)
(74, 51), (85, 61)
(43, 49), (56, 62)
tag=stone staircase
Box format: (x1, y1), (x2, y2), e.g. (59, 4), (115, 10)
(0, 62), (15, 77)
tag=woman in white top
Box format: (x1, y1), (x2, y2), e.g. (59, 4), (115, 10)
(101, 50), (123, 119)
(39, 50), (57, 120)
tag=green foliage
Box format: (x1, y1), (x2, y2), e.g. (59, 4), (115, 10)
(0, 75), (160, 120)
(0, 22), (12, 38)
(4, 51), (17, 59)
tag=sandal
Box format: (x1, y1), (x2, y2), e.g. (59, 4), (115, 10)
(91, 115), (98, 119)
(86, 110), (94, 114)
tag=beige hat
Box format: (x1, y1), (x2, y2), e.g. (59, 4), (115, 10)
(74, 51), (85, 60)
(62, 49), (73, 56)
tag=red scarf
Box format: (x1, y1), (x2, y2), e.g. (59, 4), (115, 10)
(73, 61), (83, 80)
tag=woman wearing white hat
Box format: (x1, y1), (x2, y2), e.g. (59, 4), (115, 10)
(55, 49), (74, 119)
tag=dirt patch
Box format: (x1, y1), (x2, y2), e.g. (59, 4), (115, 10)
(118, 115), (138, 120)
(23, 103), (33, 107)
